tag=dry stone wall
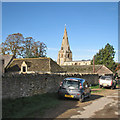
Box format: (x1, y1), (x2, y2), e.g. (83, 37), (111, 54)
(2, 73), (99, 99)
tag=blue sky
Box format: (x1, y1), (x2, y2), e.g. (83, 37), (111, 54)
(2, 2), (118, 61)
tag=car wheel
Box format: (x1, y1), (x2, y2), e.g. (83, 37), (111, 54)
(88, 92), (91, 98)
(79, 94), (85, 103)
(99, 85), (102, 88)
(114, 85), (116, 89)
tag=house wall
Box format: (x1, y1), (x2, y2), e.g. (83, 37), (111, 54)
(2, 73), (99, 99)
(63, 61), (91, 66)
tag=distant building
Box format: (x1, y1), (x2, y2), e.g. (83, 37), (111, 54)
(61, 65), (113, 76)
(63, 60), (91, 66)
(57, 26), (91, 66)
(6, 57), (64, 74)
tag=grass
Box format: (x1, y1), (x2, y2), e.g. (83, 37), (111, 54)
(90, 85), (99, 89)
(2, 92), (61, 118)
(90, 85), (105, 93)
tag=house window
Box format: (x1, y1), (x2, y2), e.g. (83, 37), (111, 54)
(23, 66), (26, 72)
(21, 61), (27, 73)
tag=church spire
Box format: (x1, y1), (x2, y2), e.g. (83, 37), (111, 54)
(57, 25), (72, 65)
(61, 25), (70, 51)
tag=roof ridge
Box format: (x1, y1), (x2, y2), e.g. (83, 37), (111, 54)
(13, 57), (50, 60)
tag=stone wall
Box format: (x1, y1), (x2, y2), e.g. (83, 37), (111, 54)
(2, 73), (99, 99)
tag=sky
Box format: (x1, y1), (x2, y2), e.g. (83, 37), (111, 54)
(2, 2), (118, 62)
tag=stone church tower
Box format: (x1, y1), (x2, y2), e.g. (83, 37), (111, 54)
(57, 26), (72, 65)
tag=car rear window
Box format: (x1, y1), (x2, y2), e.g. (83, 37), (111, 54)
(100, 76), (112, 80)
(63, 80), (80, 87)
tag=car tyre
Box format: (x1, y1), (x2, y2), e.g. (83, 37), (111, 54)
(88, 92), (91, 98)
(79, 94), (85, 103)
(99, 85), (102, 88)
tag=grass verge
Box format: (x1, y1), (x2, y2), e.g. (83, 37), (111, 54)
(90, 85), (99, 89)
(2, 92), (61, 118)
(90, 85), (105, 93)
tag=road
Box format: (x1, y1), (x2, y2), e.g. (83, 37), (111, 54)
(71, 89), (119, 118)
(42, 88), (119, 119)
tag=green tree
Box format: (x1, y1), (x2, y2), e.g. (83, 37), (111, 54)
(91, 43), (116, 72)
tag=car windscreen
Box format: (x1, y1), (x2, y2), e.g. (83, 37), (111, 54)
(63, 80), (80, 88)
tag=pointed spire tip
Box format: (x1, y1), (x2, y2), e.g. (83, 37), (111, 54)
(65, 24), (66, 27)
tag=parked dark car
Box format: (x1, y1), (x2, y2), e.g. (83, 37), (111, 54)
(58, 77), (91, 102)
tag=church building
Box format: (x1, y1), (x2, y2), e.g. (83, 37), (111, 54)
(57, 26), (72, 65)
(57, 26), (91, 66)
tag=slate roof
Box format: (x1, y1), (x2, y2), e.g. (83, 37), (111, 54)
(6, 57), (63, 73)
(61, 65), (113, 75)
(117, 69), (120, 77)
(0, 55), (15, 68)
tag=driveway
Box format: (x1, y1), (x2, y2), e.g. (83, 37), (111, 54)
(42, 88), (119, 119)
(71, 88), (119, 118)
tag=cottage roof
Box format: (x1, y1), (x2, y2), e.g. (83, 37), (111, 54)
(0, 55), (14, 68)
(6, 57), (63, 73)
(61, 65), (113, 74)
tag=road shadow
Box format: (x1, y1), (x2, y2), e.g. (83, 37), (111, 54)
(84, 94), (104, 102)
(42, 94), (103, 118)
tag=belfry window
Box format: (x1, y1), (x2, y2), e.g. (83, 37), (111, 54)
(68, 47), (70, 50)
(61, 47), (63, 50)
(68, 54), (69, 58)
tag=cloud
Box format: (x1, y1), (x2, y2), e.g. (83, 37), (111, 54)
(47, 48), (59, 51)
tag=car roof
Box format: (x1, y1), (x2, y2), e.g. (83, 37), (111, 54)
(64, 77), (85, 82)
